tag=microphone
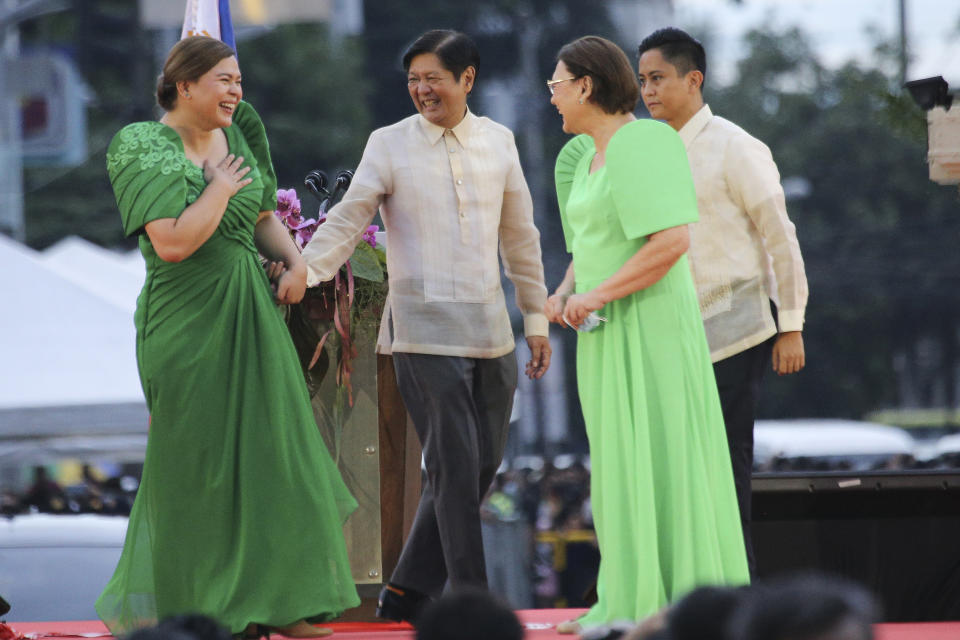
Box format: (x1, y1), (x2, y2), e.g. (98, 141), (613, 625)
(304, 169), (330, 203)
(320, 169), (355, 214)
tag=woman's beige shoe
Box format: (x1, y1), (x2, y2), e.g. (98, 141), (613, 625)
(556, 619), (583, 635)
(269, 621), (333, 638)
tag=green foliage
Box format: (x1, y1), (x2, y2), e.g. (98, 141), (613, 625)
(20, 1), (153, 249)
(237, 23), (372, 191)
(348, 242), (385, 283)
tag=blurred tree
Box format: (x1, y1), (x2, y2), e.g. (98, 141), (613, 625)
(231, 23), (372, 195)
(705, 26), (960, 418)
(20, 0), (153, 249)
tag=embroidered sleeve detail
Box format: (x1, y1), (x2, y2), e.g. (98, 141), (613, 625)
(107, 123), (202, 179)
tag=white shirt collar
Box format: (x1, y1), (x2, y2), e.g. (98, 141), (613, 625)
(678, 104), (713, 149)
(418, 109), (475, 147)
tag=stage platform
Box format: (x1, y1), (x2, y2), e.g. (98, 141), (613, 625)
(5, 612), (960, 640)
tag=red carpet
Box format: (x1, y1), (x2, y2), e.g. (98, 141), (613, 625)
(4, 612), (959, 639)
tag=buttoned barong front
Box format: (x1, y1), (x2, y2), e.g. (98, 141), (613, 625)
(301, 111), (548, 356)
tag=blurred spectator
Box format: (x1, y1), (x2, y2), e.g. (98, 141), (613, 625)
(415, 588), (523, 640)
(481, 473), (520, 522)
(728, 572), (879, 640)
(632, 585), (746, 640)
(1, 490), (20, 516)
(122, 614), (232, 640)
(23, 466), (66, 513)
(158, 614), (234, 640)
(579, 621), (636, 640)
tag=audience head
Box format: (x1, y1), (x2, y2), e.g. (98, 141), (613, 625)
(416, 588), (523, 640)
(729, 572), (879, 640)
(122, 614), (233, 640)
(159, 614), (234, 640)
(664, 585), (747, 640)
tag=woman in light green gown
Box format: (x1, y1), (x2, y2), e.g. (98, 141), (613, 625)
(544, 36), (749, 633)
(96, 36), (359, 637)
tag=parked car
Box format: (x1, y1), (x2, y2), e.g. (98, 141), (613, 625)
(753, 419), (917, 472)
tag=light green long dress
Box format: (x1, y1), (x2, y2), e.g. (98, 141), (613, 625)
(96, 101), (360, 634)
(555, 119), (749, 628)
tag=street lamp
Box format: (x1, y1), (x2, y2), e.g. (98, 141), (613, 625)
(904, 76), (952, 111)
(905, 76), (959, 186)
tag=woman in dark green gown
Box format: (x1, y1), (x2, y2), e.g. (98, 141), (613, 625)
(95, 36), (359, 637)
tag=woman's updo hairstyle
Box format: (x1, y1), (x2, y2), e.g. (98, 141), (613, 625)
(557, 36), (639, 115)
(156, 36), (236, 111)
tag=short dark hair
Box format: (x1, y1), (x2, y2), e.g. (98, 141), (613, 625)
(402, 29), (479, 82)
(638, 27), (707, 88)
(157, 36), (235, 111)
(122, 614), (232, 640)
(667, 586), (747, 640)
(557, 36), (639, 115)
(416, 589), (523, 640)
(729, 573), (879, 640)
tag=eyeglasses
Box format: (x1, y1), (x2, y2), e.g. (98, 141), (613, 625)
(546, 76), (578, 95)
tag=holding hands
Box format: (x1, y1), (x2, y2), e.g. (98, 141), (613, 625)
(562, 291), (606, 329)
(544, 293), (569, 325)
(545, 290), (606, 330)
(263, 259), (307, 305)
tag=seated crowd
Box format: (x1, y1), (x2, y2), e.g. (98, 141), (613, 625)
(115, 571), (876, 640)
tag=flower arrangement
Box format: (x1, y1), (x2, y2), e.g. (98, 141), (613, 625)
(274, 187), (387, 406)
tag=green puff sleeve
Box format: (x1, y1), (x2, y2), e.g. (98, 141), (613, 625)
(232, 100), (278, 212)
(606, 119), (699, 239)
(554, 134), (594, 252)
(106, 122), (191, 237)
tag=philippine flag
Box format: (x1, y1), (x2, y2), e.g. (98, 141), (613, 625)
(181, 0), (237, 52)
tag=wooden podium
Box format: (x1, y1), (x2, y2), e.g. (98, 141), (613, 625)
(309, 344), (421, 621)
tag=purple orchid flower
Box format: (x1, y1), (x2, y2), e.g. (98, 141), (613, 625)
(275, 188), (300, 221)
(362, 225), (379, 248)
(293, 218), (320, 249)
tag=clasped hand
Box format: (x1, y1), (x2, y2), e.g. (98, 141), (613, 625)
(544, 290), (605, 330)
(264, 260), (307, 305)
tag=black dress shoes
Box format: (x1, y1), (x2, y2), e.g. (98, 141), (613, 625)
(376, 583), (431, 624)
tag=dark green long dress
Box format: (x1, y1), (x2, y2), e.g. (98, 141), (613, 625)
(96, 101), (360, 634)
(555, 120), (749, 628)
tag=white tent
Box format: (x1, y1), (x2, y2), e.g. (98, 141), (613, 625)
(40, 236), (144, 313)
(0, 234), (147, 440)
